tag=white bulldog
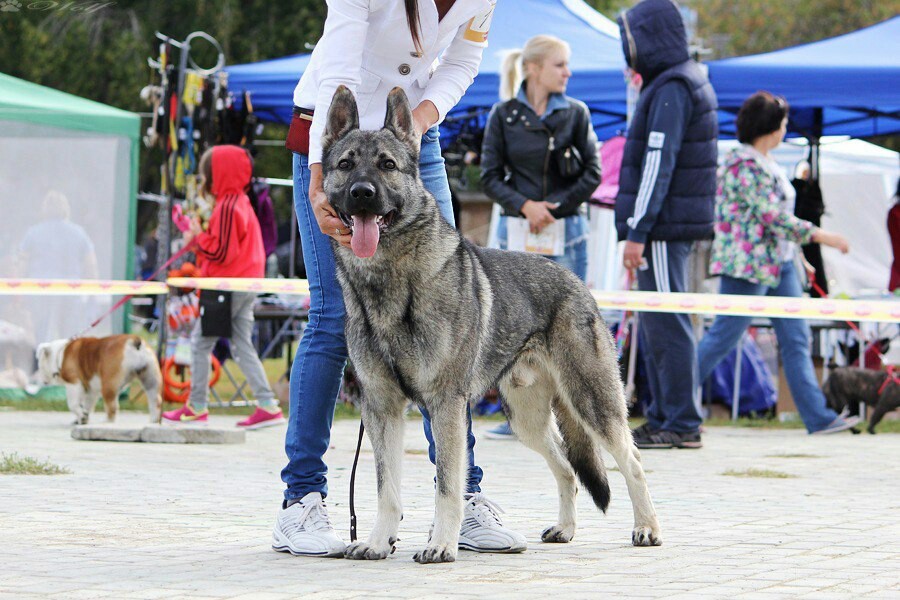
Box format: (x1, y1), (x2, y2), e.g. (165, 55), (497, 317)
(37, 335), (162, 425)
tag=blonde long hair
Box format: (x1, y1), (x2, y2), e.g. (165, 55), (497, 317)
(499, 34), (571, 101)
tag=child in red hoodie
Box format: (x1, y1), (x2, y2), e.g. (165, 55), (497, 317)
(163, 145), (284, 429)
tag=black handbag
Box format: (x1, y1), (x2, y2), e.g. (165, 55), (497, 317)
(199, 290), (233, 338)
(508, 98), (585, 179)
(555, 144), (584, 179)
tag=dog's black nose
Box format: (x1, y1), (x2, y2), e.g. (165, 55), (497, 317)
(350, 181), (377, 200)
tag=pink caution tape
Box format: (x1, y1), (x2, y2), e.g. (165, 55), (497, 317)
(0, 279), (167, 296)
(592, 290), (900, 323)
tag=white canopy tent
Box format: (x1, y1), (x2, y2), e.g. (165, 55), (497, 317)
(586, 138), (899, 297)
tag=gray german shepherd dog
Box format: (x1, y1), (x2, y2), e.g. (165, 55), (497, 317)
(322, 86), (661, 564)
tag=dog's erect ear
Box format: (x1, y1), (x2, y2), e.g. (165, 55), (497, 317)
(323, 85), (359, 151)
(384, 87), (418, 151)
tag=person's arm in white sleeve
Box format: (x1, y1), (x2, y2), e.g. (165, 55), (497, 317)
(418, 3), (493, 130)
(307, 0), (370, 166)
(306, 0), (370, 248)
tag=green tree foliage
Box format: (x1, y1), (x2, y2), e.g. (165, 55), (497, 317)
(583, 0), (626, 17)
(0, 2), (326, 113)
(686, 0), (899, 59)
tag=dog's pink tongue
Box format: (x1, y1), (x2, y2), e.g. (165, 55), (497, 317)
(350, 214), (380, 258)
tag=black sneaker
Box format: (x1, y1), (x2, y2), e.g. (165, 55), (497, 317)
(636, 430), (703, 450)
(631, 422), (658, 446)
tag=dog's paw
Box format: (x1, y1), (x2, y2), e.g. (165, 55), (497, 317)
(344, 541), (391, 560)
(413, 543), (456, 564)
(632, 525), (662, 547)
(541, 523), (575, 543)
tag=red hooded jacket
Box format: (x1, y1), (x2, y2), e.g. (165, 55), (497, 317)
(195, 146), (266, 278)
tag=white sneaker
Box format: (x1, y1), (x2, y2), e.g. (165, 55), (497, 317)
(458, 492), (527, 553)
(272, 492), (346, 557)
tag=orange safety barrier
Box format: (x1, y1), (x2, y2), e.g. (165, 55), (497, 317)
(162, 355), (222, 404)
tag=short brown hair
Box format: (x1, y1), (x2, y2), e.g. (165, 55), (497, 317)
(736, 91), (789, 144)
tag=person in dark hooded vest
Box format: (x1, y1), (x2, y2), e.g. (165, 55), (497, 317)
(615, 0), (718, 450)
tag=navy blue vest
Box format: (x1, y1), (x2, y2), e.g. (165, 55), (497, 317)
(615, 61), (718, 241)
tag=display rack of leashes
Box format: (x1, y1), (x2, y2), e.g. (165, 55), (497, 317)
(141, 30), (270, 406)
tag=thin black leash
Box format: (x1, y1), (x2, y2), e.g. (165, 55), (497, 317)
(349, 419), (365, 542)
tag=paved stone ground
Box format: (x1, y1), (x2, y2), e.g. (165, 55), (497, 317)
(1, 410), (898, 599)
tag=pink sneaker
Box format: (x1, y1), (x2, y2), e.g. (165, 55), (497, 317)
(237, 406), (286, 430)
(162, 404), (209, 425)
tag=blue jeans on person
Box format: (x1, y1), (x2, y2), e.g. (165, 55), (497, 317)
(697, 260), (840, 433)
(282, 126), (484, 501)
(496, 213), (588, 281)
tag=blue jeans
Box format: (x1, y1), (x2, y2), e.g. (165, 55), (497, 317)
(283, 127), (484, 500)
(496, 214), (588, 281)
(697, 260), (839, 433)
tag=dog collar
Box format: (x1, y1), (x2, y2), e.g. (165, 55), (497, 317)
(53, 346), (65, 381)
(878, 365), (900, 396)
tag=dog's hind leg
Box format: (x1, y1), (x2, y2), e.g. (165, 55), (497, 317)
(345, 397), (405, 561)
(414, 399), (466, 564)
(137, 365), (163, 423)
(866, 394), (899, 434)
(500, 370), (578, 543)
(100, 378), (122, 423)
(552, 319), (661, 546)
(597, 418), (662, 546)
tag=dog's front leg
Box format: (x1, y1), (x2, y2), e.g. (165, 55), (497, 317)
(414, 400), (466, 564)
(345, 400), (404, 561)
(65, 385), (84, 425)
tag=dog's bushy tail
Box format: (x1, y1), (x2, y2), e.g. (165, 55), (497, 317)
(553, 397), (611, 513)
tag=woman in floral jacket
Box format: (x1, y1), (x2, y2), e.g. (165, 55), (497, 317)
(697, 91), (856, 435)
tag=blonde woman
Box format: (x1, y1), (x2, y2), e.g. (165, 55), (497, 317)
(480, 35), (600, 439)
(481, 34), (601, 280)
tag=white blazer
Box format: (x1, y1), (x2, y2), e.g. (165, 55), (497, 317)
(294, 0), (496, 164)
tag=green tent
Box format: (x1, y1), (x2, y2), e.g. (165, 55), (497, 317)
(0, 72), (141, 351)
(0, 72), (140, 139)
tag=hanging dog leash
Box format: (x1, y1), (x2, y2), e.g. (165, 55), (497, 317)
(877, 365), (900, 396)
(70, 240), (197, 340)
(348, 419), (365, 542)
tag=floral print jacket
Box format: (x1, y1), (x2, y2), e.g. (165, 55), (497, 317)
(710, 146), (814, 287)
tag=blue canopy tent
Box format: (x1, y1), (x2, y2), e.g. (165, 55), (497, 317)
(225, 0), (629, 140)
(708, 16), (900, 141)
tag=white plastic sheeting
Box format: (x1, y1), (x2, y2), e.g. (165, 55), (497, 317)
(0, 121), (133, 372)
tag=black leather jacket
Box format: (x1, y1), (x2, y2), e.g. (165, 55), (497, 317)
(480, 96), (601, 219)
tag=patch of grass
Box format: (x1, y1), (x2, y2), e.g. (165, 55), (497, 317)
(0, 452), (70, 475)
(722, 468), (796, 479)
(765, 453), (822, 459)
(405, 448), (428, 455)
(334, 402), (360, 420)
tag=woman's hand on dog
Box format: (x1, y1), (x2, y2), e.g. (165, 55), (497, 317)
(309, 164), (352, 248)
(412, 101), (439, 140)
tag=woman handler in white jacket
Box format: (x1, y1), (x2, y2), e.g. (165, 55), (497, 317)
(273, 0), (528, 559)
